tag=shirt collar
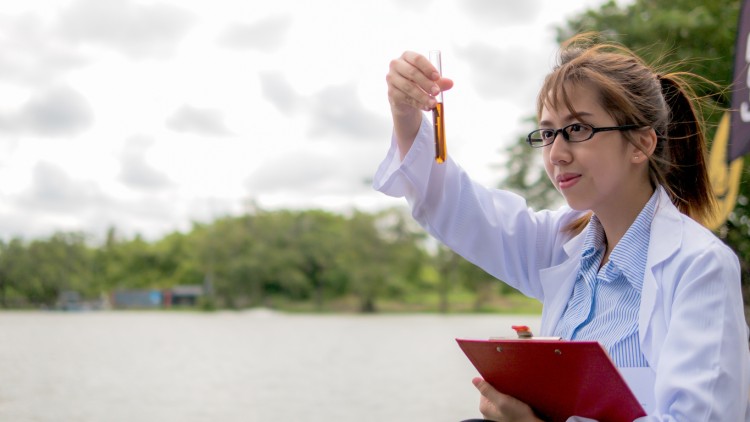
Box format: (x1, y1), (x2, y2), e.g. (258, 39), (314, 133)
(580, 214), (606, 261)
(579, 190), (658, 291)
(608, 191), (658, 291)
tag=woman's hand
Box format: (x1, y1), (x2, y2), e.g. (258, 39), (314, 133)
(386, 51), (453, 115)
(385, 51), (453, 158)
(473, 377), (544, 422)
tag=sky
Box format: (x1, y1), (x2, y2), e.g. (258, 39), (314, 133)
(0, 0), (618, 242)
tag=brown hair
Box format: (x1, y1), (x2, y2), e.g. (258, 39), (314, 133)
(537, 33), (716, 232)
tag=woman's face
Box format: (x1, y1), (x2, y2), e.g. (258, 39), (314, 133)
(540, 83), (647, 216)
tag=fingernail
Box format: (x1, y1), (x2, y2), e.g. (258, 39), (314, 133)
(431, 85), (440, 95)
(431, 71), (440, 81)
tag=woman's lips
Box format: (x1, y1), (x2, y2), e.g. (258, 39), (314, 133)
(556, 173), (581, 189)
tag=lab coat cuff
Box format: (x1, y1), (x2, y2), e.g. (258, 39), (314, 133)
(372, 113), (434, 198)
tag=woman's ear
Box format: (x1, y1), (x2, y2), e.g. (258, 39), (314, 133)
(631, 127), (657, 164)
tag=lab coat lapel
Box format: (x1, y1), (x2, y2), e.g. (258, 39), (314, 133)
(638, 187), (682, 360)
(538, 187), (682, 341)
(538, 230), (585, 336)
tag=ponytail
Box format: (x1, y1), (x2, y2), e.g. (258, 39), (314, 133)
(652, 74), (716, 225)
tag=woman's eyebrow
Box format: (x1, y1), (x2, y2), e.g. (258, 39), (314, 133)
(539, 112), (595, 127)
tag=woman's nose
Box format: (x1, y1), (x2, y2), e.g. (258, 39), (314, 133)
(546, 132), (571, 165)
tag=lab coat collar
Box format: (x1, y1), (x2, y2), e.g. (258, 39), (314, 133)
(538, 227), (586, 336)
(638, 186), (682, 359)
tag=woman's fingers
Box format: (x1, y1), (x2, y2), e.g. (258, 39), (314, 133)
(473, 378), (541, 422)
(386, 57), (435, 111)
(386, 51), (452, 112)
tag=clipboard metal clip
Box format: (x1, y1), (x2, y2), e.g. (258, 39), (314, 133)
(487, 326), (562, 341)
(511, 325), (533, 339)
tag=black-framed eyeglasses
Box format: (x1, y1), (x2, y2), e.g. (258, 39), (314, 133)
(526, 123), (640, 148)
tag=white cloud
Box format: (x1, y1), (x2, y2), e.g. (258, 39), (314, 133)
(454, 42), (544, 102)
(246, 152), (338, 193)
(0, 86), (94, 136)
(17, 86), (94, 136)
(259, 72), (301, 114)
(0, 14), (87, 85)
(118, 135), (174, 191)
(462, 0), (543, 26)
(219, 14), (293, 53)
(390, 0), (436, 11)
(306, 84), (390, 141)
(166, 104), (232, 136)
(57, 0), (195, 59)
(22, 161), (104, 212)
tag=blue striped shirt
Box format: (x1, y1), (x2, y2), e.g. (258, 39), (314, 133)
(552, 191), (658, 367)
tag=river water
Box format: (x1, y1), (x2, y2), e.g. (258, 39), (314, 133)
(0, 310), (541, 422)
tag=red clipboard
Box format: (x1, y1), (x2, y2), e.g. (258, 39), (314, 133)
(456, 338), (646, 422)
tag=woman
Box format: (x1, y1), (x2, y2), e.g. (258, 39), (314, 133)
(374, 35), (750, 421)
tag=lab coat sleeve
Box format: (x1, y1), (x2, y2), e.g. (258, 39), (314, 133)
(648, 241), (750, 421)
(373, 115), (577, 300)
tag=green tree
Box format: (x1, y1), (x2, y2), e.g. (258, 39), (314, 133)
(291, 210), (348, 310)
(191, 215), (258, 308)
(1, 232), (96, 307)
(433, 245), (461, 313)
(337, 209), (426, 313)
(0, 238), (30, 307)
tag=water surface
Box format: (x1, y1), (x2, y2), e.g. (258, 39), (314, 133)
(0, 310), (541, 422)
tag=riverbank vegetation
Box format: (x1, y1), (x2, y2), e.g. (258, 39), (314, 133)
(0, 208), (543, 313)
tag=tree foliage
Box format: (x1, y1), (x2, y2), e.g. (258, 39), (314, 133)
(0, 207), (507, 313)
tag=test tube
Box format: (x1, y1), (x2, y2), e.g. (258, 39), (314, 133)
(429, 50), (447, 164)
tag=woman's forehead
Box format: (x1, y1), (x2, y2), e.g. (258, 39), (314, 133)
(540, 84), (602, 118)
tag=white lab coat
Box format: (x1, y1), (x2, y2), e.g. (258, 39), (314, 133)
(373, 116), (750, 421)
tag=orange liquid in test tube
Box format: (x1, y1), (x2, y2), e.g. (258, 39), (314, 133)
(430, 50), (447, 163)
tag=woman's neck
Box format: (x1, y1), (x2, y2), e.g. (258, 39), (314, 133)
(594, 185), (655, 260)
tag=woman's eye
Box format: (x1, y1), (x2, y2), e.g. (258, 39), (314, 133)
(541, 130), (555, 139)
(569, 124), (583, 132)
